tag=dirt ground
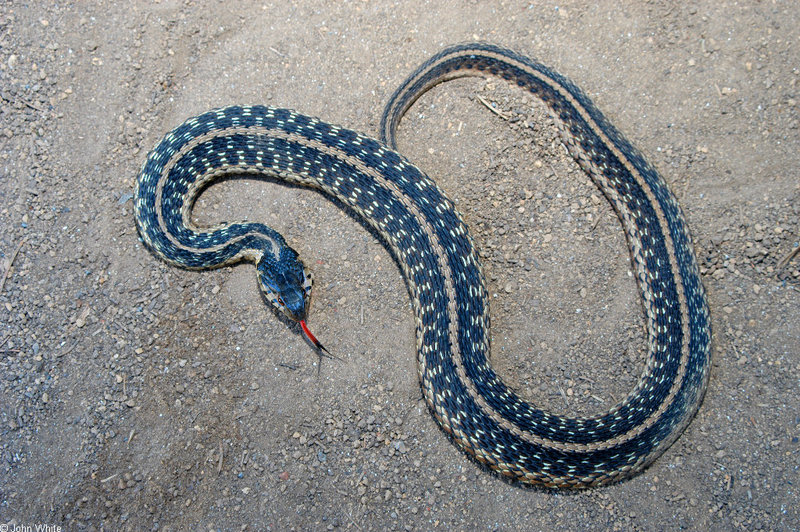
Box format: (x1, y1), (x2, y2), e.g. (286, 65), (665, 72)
(1, 1), (798, 530)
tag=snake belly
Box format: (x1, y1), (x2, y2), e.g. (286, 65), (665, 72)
(134, 43), (711, 488)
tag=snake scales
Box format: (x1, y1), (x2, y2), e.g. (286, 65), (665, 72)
(134, 43), (711, 488)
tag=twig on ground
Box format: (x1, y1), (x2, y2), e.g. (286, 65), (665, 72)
(476, 95), (511, 120)
(1, 237), (27, 292)
(776, 244), (800, 272)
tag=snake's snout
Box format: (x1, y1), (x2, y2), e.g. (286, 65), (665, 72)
(256, 251), (311, 323)
(279, 285), (308, 322)
(256, 255), (330, 355)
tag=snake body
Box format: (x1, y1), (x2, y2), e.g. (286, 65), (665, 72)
(134, 43), (711, 488)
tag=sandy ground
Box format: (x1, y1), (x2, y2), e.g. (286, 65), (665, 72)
(1, 1), (798, 530)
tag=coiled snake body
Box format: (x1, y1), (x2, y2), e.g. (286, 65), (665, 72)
(134, 43), (711, 488)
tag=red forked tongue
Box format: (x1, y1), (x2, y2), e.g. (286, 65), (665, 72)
(299, 320), (331, 356)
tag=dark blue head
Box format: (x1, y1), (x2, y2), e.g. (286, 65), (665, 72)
(256, 248), (312, 322)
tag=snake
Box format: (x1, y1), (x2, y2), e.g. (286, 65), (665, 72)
(134, 43), (711, 488)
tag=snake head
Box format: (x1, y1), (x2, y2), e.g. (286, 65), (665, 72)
(256, 248), (313, 323)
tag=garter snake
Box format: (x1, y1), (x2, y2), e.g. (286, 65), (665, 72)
(134, 43), (711, 488)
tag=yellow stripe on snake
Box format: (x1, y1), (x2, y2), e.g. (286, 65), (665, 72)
(134, 43), (711, 488)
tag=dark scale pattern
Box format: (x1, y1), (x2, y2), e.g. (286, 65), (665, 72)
(385, 45), (688, 442)
(379, 43), (711, 486)
(134, 43), (711, 489)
